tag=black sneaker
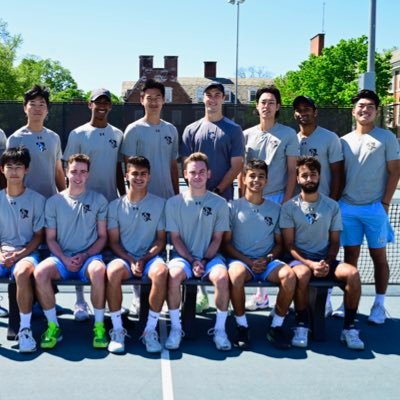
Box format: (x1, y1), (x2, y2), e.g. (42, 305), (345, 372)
(233, 325), (250, 349)
(266, 326), (291, 349)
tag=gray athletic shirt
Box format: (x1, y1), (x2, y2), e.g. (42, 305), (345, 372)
(244, 123), (299, 196)
(298, 126), (343, 196)
(45, 190), (108, 256)
(121, 118), (179, 199)
(7, 127), (62, 199)
(0, 188), (45, 249)
(341, 127), (400, 205)
(107, 193), (166, 259)
(166, 191), (230, 260)
(0, 129), (6, 156)
(181, 117), (244, 201)
(280, 194), (342, 260)
(63, 123), (123, 202)
(229, 197), (281, 258)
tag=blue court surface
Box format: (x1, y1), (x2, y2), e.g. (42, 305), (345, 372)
(0, 285), (399, 400)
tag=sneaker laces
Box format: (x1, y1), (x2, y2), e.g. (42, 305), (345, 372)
(109, 328), (130, 341)
(140, 329), (159, 343)
(75, 302), (92, 315)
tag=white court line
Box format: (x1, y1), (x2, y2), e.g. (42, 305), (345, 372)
(159, 316), (174, 400)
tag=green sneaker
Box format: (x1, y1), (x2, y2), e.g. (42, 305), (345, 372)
(40, 322), (62, 349)
(93, 322), (109, 349)
(196, 292), (209, 314)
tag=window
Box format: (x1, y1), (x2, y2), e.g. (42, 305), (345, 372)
(248, 88), (257, 102)
(224, 89), (232, 103)
(165, 87), (173, 103)
(195, 87), (204, 103)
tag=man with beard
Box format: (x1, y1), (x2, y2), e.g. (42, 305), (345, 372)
(280, 156), (364, 350)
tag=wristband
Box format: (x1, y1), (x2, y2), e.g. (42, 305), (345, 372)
(381, 202), (390, 206)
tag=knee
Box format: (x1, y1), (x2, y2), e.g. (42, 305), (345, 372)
(212, 272), (229, 291)
(295, 269), (312, 287)
(151, 264), (168, 283)
(347, 268), (361, 287)
(279, 267), (296, 290)
(13, 263), (33, 283)
(88, 262), (106, 283)
(34, 262), (52, 285)
(229, 269), (247, 287)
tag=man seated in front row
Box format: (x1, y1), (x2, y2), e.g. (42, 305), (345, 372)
(280, 156), (364, 350)
(165, 152), (232, 351)
(34, 154), (109, 350)
(223, 159), (296, 349)
(0, 147), (45, 353)
(106, 156), (168, 354)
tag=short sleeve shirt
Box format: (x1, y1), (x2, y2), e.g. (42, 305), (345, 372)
(7, 127), (62, 199)
(121, 118), (179, 199)
(166, 191), (230, 260)
(45, 190), (108, 256)
(341, 127), (400, 205)
(244, 123), (299, 196)
(107, 193), (166, 259)
(229, 197), (281, 258)
(181, 117), (244, 201)
(63, 123), (123, 202)
(0, 188), (45, 249)
(280, 194), (342, 260)
(298, 126), (343, 196)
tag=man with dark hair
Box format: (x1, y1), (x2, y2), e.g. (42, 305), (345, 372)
(181, 81), (244, 312)
(280, 156), (364, 350)
(340, 89), (400, 324)
(223, 159), (296, 349)
(0, 147), (46, 352)
(106, 156), (168, 354)
(0, 128), (6, 189)
(165, 152), (232, 351)
(6, 85), (66, 198)
(242, 85), (299, 311)
(34, 154), (109, 350)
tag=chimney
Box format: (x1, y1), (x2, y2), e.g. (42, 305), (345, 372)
(139, 55), (154, 77)
(310, 33), (325, 56)
(164, 56), (178, 79)
(204, 61), (217, 78)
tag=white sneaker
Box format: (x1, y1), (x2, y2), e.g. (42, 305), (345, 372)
(74, 302), (90, 321)
(245, 293), (269, 311)
(341, 329), (364, 350)
(331, 303), (345, 319)
(165, 327), (184, 350)
(291, 326), (309, 348)
(368, 303), (387, 325)
(130, 289), (141, 316)
(18, 328), (37, 353)
(325, 299), (333, 317)
(108, 328), (129, 353)
(141, 329), (162, 353)
(208, 328), (232, 351)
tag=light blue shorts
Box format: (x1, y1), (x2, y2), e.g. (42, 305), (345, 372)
(228, 258), (285, 281)
(48, 254), (104, 283)
(339, 201), (395, 248)
(264, 191), (284, 204)
(107, 256), (166, 282)
(0, 252), (40, 280)
(168, 255), (227, 280)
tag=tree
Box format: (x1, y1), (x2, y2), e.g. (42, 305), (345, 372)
(238, 66), (271, 78)
(274, 36), (393, 106)
(0, 19), (22, 99)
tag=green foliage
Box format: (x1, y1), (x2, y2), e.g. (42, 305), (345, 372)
(275, 36), (393, 107)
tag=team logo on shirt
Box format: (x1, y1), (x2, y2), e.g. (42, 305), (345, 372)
(131, 206), (139, 211)
(10, 201), (16, 205)
(20, 208), (29, 219)
(36, 141), (47, 152)
(164, 136), (172, 145)
(269, 139), (279, 149)
(142, 212), (151, 222)
(208, 131), (216, 140)
(309, 148), (318, 157)
(366, 142), (376, 151)
(109, 139), (117, 149)
(83, 204), (91, 213)
(202, 207), (212, 216)
(264, 216), (273, 226)
(305, 213), (318, 225)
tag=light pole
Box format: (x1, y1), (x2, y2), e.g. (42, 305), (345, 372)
(228, 0), (245, 108)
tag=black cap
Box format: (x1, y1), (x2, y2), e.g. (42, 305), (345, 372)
(90, 88), (112, 102)
(293, 95), (317, 110)
(203, 82), (225, 95)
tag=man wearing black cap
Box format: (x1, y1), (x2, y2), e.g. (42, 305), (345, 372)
(340, 89), (400, 325)
(63, 88), (125, 320)
(293, 95), (343, 200)
(181, 82), (244, 313)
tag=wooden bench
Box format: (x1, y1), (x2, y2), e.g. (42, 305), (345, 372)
(1, 277), (341, 342)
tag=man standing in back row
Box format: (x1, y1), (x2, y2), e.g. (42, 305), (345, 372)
(340, 89), (400, 324)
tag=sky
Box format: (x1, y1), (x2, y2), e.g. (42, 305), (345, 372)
(2, 0), (399, 96)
